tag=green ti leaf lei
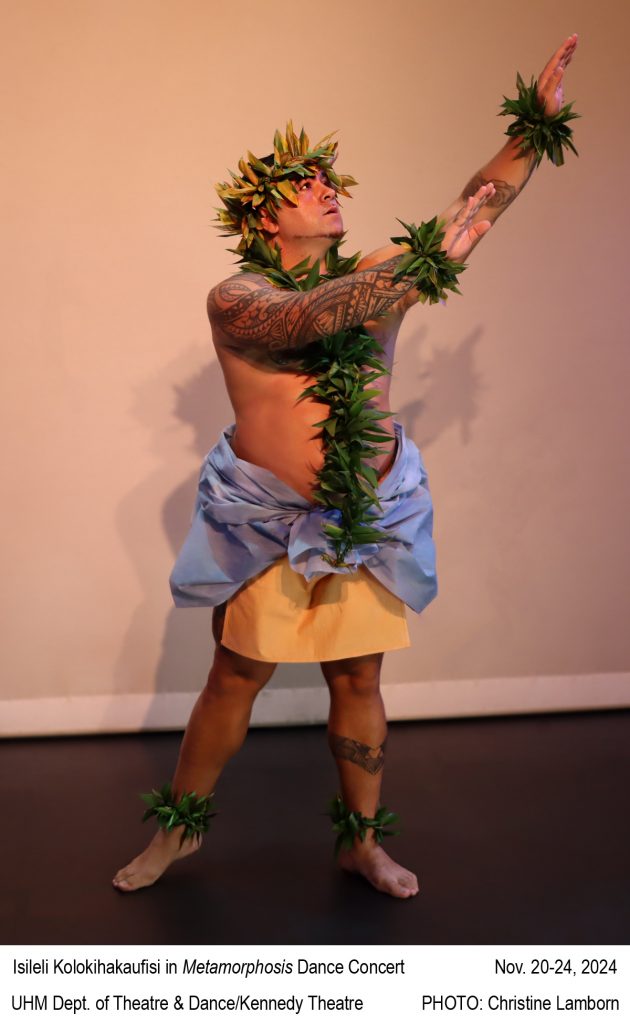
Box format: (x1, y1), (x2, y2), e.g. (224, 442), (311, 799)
(240, 235), (391, 567)
(500, 73), (580, 167)
(328, 793), (400, 858)
(237, 222), (465, 567)
(141, 782), (216, 846)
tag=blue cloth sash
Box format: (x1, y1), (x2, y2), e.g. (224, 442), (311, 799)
(169, 421), (437, 613)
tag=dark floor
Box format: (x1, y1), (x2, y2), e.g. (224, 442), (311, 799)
(1, 710), (629, 945)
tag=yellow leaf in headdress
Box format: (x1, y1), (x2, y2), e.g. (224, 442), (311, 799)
(239, 159), (259, 186)
(316, 130), (339, 149)
(276, 179), (299, 205)
(247, 151), (273, 175)
(286, 120), (299, 156)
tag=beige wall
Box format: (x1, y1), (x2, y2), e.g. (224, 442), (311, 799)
(2, 0), (629, 731)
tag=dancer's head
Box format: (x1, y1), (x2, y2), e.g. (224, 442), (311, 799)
(214, 122), (357, 257)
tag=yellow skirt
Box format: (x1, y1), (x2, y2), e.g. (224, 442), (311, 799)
(220, 556), (410, 663)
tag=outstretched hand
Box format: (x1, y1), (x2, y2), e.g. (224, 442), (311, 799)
(443, 183), (495, 261)
(537, 34), (579, 114)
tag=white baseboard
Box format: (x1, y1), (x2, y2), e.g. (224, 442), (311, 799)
(1, 674), (628, 738)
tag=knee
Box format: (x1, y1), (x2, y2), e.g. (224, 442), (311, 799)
(322, 659), (382, 700)
(203, 646), (276, 699)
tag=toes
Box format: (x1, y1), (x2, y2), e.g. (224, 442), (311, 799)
(112, 868), (137, 891)
(380, 878), (415, 899)
(400, 872), (418, 890)
(395, 879), (418, 898)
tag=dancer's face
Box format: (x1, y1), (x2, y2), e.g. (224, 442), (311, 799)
(262, 170), (344, 244)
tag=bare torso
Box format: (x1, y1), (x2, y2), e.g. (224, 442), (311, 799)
(211, 304), (407, 502)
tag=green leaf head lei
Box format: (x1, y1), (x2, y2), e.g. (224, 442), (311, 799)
(214, 121), (358, 255)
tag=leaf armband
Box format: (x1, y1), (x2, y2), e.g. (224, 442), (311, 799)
(391, 216), (466, 304)
(500, 72), (580, 167)
(327, 793), (400, 857)
(141, 782), (216, 845)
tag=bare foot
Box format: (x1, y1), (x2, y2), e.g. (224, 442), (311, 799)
(338, 842), (419, 899)
(112, 828), (200, 892)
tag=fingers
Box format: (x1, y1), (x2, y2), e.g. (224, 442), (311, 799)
(469, 185), (494, 219)
(541, 58), (566, 110)
(539, 33), (578, 89)
(549, 63), (565, 88)
(454, 183), (495, 225)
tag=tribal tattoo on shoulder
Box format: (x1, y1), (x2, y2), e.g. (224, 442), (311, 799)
(328, 733), (387, 775)
(208, 257), (415, 355)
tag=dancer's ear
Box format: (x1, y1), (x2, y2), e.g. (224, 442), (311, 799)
(258, 207), (279, 236)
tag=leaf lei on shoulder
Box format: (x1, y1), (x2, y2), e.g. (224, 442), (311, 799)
(500, 72), (580, 167)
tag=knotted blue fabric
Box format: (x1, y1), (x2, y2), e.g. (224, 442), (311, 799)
(169, 421), (437, 613)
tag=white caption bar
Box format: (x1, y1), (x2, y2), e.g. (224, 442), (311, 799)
(2, 945), (627, 1022)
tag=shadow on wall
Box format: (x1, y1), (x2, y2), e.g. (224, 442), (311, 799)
(111, 321), (485, 719)
(111, 349), (226, 704)
(395, 325), (484, 449)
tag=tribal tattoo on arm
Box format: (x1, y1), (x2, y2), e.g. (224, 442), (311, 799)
(463, 171), (518, 209)
(461, 151), (537, 222)
(328, 733), (387, 775)
(208, 256), (416, 355)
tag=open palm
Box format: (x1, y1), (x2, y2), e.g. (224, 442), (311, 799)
(443, 183), (495, 261)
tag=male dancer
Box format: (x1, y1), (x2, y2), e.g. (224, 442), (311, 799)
(114, 35), (578, 896)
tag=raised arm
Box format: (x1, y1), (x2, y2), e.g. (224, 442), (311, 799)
(439, 35), (578, 232)
(209, 179), (495, 352)
(208, 259), (420, 353)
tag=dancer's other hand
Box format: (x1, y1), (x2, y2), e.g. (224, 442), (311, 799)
(442, 182), (495, 261)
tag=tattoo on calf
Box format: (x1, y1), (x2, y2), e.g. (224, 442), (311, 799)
(329, 733), (387, 775)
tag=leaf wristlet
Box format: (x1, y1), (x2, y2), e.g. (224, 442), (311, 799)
(391, 216), (466, 304)
(328, 793), (400, 858)
(141, 782), (216, 845)
(500, 72), (579, 167)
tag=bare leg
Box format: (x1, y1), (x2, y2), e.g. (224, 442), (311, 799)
(321, 653), (419, 899)
(113, 610), (276, 892)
